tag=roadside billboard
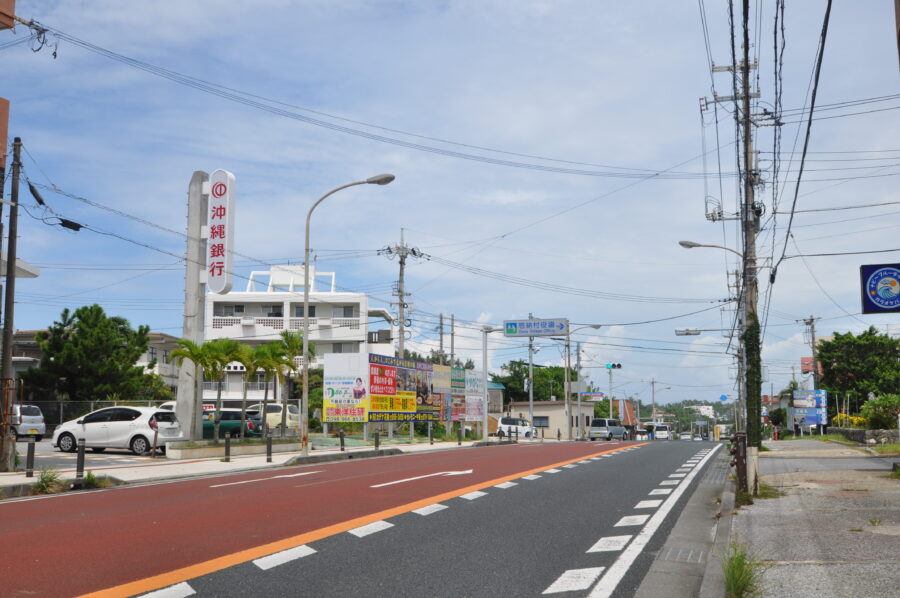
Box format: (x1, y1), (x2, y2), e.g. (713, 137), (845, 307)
(323, 354), (368, 422)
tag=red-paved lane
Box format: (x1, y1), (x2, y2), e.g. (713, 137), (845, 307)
(1, 442), (633, 596)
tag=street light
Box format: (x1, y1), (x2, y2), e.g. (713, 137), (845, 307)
(678, 240), (744, 259)
(301, 174), (395, 456)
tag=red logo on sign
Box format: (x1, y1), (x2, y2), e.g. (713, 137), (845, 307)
(211, 182), (227, 198)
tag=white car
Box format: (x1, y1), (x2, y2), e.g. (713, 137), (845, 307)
(52, 406), (181, 455)
(11, 404), (46, 441)
(679, 432), (692, 441)
(495, 416), (536, 439)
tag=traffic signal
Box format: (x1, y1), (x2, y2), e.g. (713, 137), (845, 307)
(605, 363), (622, 369)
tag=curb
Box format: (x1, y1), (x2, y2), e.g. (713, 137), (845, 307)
(284, 448), (403, 465)
(698, 487), (735, 598)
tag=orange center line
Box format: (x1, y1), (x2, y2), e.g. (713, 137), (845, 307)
(81, 443), (647, 598)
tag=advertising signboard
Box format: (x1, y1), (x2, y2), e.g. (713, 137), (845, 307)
(367, 354), (417, 422)
(206, 169), (235, 294)
(323, 354), (368, 422)
(860, 263), (900, 314)
(504, 318), (569, 337)
(792, 389), (827, 409)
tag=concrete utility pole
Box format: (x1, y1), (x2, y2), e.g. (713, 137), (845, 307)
(651, 377), (657, 423)
(527, 312), (535, 442)
(800, 315), (822, 433)
(382, 229), (422, 439)
(175, 171), (209, 441)
(450, 314), (455, 366)
(438, 313), (444, 364)
(0, 137), (20, 383)
(0, 137), (19, 472)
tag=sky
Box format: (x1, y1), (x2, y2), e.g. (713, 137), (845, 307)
(2, 1), (898, 406)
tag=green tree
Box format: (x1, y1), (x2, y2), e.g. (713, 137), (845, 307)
(232, 344), (259, 440)
(203, 338), (242, 441)
(818, 327), (900, 405)
(22, 305), (152, 402)
(860, 394), (900, 429)
(278, 331), (312, 432)
(256, 343), (289, 436)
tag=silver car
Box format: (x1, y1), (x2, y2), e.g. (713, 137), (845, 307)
(52, 406), (180, 455)
(11, 404), (46, 441)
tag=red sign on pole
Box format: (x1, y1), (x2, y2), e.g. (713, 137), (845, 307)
(206, 169), (235, 294)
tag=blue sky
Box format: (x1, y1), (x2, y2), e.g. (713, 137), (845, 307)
(2, 1), (898, 405)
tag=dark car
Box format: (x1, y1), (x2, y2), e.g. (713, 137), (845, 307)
(202, 408), (263, 439)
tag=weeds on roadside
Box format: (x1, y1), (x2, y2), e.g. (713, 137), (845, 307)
(32, 467), (64, 494)
(756, 482), (782, 499)
(82, 471), (113, 489)
(889, 469), (900, 480)
(868, 518), (881, 527)
(722, 541), (767, 598)
(871, 442), (900, 455)
(849, 527), (863, 532)
(735, 490), (754, 507)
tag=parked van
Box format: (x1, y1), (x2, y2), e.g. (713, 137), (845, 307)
(588, 418), (627, 441)
(11, 404), (46, 441)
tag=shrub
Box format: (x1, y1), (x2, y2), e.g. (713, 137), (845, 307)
(860, 394), (900, 429)
(831, 414), (866, 428)
(32, 468), (64, 494)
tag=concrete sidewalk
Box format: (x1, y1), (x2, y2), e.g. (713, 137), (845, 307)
(730, 439), (900, 597)
(0, 438), (486, 499)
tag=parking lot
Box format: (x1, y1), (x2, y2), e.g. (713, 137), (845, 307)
(13, 439), (166, 472)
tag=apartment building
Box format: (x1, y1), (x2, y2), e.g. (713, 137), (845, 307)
(202, 265), (394, 402)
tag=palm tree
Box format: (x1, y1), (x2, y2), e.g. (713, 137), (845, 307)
(204, 338), (242, 441)
(232, 343), (259, 440)
(255, 343), (286, 437)
(170, 339), (209, 439)
(278, 331), (313, 433)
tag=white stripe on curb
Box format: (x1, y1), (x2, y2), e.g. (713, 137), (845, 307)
(253, 545), (316, 570)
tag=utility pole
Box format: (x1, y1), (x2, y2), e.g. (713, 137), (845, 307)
(651, 377), (657, 423)
(449, 314), (455, 366)
(800, 315), (822, 433)
(438, 313), (444, 364)
(380, 230), (422, 440)
(527, 312), (535, 442)
(0, 137), (18, 471)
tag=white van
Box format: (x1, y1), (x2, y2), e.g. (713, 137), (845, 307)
(495, 416), (535, 439)
(11, 404), (46, 441)
(653, 423), (671, 440)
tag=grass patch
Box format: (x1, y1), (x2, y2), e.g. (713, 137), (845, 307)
(82, 471), (114, 489)
(756, 482), (782, 499)
(32, 467), (65, 495)
(868, 518), (881, 527)
(722, 541), (767, 598)
(849, 527), (863, 532)
(735, 490), (754, 507)
(759, 445), (771, 452)
(889, 469), (900, 480)
(870, 442), (900, 455)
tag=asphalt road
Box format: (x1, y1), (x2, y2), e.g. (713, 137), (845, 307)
(1, 440), (719, 597)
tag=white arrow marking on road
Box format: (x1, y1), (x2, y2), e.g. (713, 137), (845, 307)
(210, 471), (322, 488)
(370, 469), (473, 488)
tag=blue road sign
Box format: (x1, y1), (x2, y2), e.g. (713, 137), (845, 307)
(504, 318), (569, 337)
(719, 394), (728, 402)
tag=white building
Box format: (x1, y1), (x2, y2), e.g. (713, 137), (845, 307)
(686, 404), (715, 418)
(203, 265), (394, 402)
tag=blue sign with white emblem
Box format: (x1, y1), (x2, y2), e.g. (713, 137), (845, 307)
(860, 263), (900, 314)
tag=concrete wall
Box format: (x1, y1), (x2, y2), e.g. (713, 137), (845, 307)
(830, 427), (899, 444)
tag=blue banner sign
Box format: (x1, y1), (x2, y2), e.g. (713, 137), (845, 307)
(860, 263), (900, 314)
(792, 389), (827, 408)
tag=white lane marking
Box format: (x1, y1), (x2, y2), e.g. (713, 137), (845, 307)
(676, 468), (692, 473)
(371, 469), (473, 488)
(495, 481), (517, 489)
(138, 582), (196, 598)
(253, 545), (316, 570)
(649, 488), (672, 496)
(588, 445), (722, 598)
(614, 514), (651, 527)
(589, 457), (601, 461)
(461, 491), (487, 500)
(668, 473), (687, 478)
(522, 474), (542, 481)
(348, 520), (393, 538)
(562, 464), (577, 469)
(543, 567), (606, 594)
(210, 471), (322, 488)
(413, 504), (448, 516)
(587, 535), (632, 553)
(659, 480), (679, 486)
(545, 468), (562, 473)
(578, 460), (592, 464)
(635, 500), (663, 509)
